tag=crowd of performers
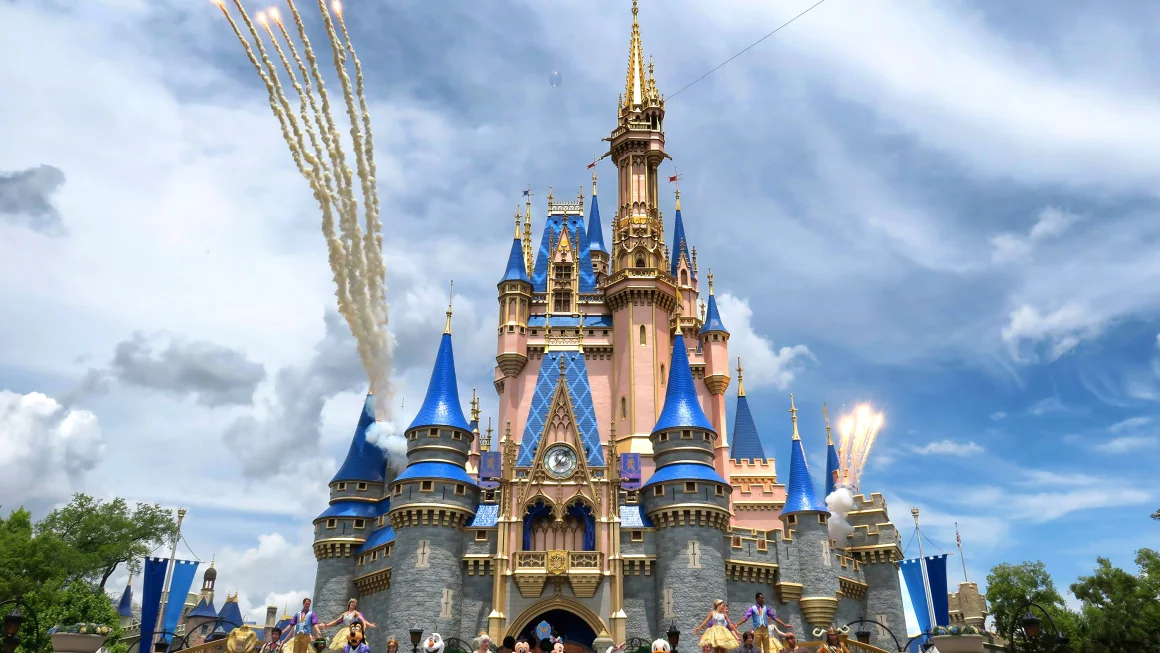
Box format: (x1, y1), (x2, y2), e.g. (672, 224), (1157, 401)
(256, 596), (854, 653)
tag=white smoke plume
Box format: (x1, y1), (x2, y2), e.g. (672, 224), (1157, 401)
(216, 0), (396, 426)
(825, 485), (856, 542)
(365, 419), (407, 471)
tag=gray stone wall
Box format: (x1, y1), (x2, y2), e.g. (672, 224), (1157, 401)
(650, 428), (716, 468)
(386, 524), (467, 638)
(725, 582), (771, 632)
(460, 568), (493, 642)
(329, 482), (386, 501)
(622, 570), (657, 639)
(313, 556), (356, 628)
(860, 561), (906, 650)
(784, 515), (839, 604)
(652, 526), (727, 643)
(391, 481), (479, 512)
(360, 587), (391, 646)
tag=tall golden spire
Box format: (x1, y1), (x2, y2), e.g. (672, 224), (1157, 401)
(707, 269), (715, 295)
(824, 402), (833, 446)
(673, 168), (681, 211)
(514, 205), (521, 239)
(623, 0), (647, 110)
(789, 394), (801, 441)
(444, 280), (454, 334)
(592, 155), (599, 196)
(736, 357), (745, 397)
(523, 186), (534, 274)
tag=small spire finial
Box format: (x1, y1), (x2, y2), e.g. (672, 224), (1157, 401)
(578, 185), (585, 209)
(736, 357), (745, 397)
(700, 297), (706, 322)
(592, 156), (599, 195)
(708, 269), (715, 295)
(444, 280), (454, 334)
(789, 394), (801, 440)
(210, 555), (215, 567)
(558, 352), (568, 376)
(692, 246), (698, 274)
(514, 205), (522, 239)
(632, 0), (638, 18)
(824, 402), (833, 446)
(547, 186), (554, 205)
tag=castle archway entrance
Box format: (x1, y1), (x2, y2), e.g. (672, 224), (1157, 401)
(508, 601), (604, 653)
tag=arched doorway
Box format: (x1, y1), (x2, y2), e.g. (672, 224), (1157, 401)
(508, 601), (605, 653)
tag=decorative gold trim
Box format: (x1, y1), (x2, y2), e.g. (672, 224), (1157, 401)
(775, 581), (803, 603)
(798, 596), (840, 627)
(507, 597), (609, 639)
(352, 567), (392, 595)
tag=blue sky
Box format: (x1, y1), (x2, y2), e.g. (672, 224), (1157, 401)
(1, 0), (1158, 635)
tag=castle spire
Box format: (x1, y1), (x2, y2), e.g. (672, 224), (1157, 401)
(623, 0), (647, 110)
(444, 280), (454, 334)
(700, 269), (729, 335)
(729, 357), (769, 462)
(824, 402), (841, 496)
(736, 357), (745, 397)
(783, 394), (826, 513)
(523, 186), (534, 274)
(790, 394), (801, 440)
(408, 286), (471, 433)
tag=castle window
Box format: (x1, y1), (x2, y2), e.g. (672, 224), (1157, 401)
(626, 490), (638, 503)
(408, 432), (417, 441)
(639, 325), (646, 346)
(370, 551), (378, 562)
(818, 514), (828, 524)
(337, 482), (347, 491)
(476, 530), (488, 541)
(421, 481), (434, 492)
(357, 482), (367, 491)
(452, 431), (462, 440)
(620, 397), (626, 419)
(353, 519), (365, 529)
(681, 430), (692, 440)
(660, 364), (666, 386)
(715, 485), (725, 497)
(757, 539), (768, 552)
(631, 530), (643, 542)
(386, 543), (394, 557)
(684, 482), (697, 493)
(703, 433), (711, 441)
(732, 536), (742, 548)
(713, 334), (719, 341)
(786, 515), (797, 525)
(680, 269), (688, 285)
(658, 433), (668, 442)
(455, 484), (466, 496)
(393, 485), (402, 496)
(653, 485), (664, 497)
(636, 256), (645, 268)
(603, 330), (608, 336)
(485, 490), (497, 501)
(358, 556), (365, 566)
(553, 292), (572, 313)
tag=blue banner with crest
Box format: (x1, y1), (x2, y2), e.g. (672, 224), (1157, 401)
(620, 453), (641, 490)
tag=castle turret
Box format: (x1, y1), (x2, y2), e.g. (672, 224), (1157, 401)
(727, 360), (785, 531)
(640, 333), (732, 640)
(588, 169), (609, 283)
(497, 216), (532, 382)
(387, 298), (479, 639)
(312, 392), (385, 622)
(117, 574), (136, 629)
(699, 274), (730, 470)
(778, 396), (840, 630)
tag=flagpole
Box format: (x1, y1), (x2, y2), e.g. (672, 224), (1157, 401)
(956, 522), (968, 583)
(911, 508), (937, 633)
(154, 508), (187, 652)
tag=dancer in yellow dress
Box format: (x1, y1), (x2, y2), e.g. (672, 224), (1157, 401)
(320, 599), (376, 651)
(693, 600), (740, 653)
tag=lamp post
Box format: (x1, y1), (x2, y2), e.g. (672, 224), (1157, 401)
(410, 628), (424, 653)
(1005, 602), (1068, 653)
(1, 598), (41, 653)
(665, 623), (679, 653)
(842, 619), (901, 651)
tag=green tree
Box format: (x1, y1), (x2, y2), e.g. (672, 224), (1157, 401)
(1069, 548), (1160, 653)
(37, 494), (176, 590)
(984, 561), (1082, 651)
(36, 581), (127, 653)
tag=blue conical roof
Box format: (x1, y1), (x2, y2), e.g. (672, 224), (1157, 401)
(501, 237), (531, 284)
(117, 581), (134, 618)
(783, 434), (826, 514)
(652, 334), (714, 433)
(186, 597), (218, 619)
(408, 333), (471, 432)
(701, 293), (728, 335)
(217, 599), (243, 630)
(730, 394), (767, 461)
(670, 207), (692, 276)
(588, 191), (606, 254)
(825, 439), (841, 497)
(331, 393), (386, 483)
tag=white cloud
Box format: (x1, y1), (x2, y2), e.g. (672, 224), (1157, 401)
(1001, 302), (1095, 362)
(1094, 435), (1158, 454)
(714, 292), (813, 391)
(213, 530), (317, 624)
(991, 207), (1081, 264)
(1027, 396), (1068, 416)
(1108, 416), (1152, 433)
(0, 390), (104, 510)
(910, 440), (984, 456)
(990, 411), (1006, 421)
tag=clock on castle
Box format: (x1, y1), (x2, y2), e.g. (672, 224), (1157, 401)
(310, 2), (909, 651)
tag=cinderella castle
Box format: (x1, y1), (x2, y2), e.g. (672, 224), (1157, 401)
(312, 3), (908, 649)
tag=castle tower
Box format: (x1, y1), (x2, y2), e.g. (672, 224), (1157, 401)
(386, 301), (479, 638)
(312, 392), (386, 621)
(699, 274), (731, 470)
(640, 332), (732, 639)
(117, 574), (136, 629)
(669, 188), (698, 316)
(727, 360), (786, 531)
(605, 0), (680, 469)
(588, 170), (609, 283)
(497, 215), (533, 382)
(199, 561), (216, 604)
(824, 405), (841, 497)
(778, 396), (840, 630)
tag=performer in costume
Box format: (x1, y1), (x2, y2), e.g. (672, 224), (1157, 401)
(342, 623), (371, 653)
(514, 640), (531, 653)
(740, 592), (791, 653)
(811, 626), (850, 653)
(778, 633), (804, 653)
(286, 599), (323, 653)
(261, 627), (285, 653)
(693, 600), (740, 653)
(387, 639), (400, 653)
(320, 598), (376, 650)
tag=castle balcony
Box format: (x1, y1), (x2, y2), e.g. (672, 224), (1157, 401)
(512, 550), (604, 599)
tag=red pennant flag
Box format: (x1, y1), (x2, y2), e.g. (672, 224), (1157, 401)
(668, 175), (678, 183)
(587, 161), (596, 169)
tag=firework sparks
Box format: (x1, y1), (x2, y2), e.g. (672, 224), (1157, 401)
(216, 0), (396, 435)
(836, 403), (884, 493)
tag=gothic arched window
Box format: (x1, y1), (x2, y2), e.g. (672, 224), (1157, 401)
(680, 269), (688, 285)
(620, 396), (627, 419)
(639, 325), (647, 346)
